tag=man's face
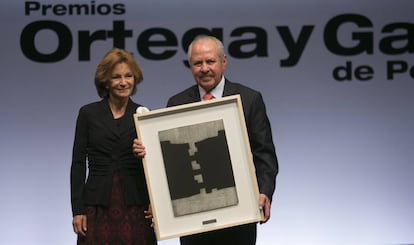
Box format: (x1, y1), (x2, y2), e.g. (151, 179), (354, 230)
(189, 39), (227, 92)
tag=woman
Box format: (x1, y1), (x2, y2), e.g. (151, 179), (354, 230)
(70, 48), (156, 245)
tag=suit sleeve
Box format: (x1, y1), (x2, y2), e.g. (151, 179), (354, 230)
(245, 92), (278, 201)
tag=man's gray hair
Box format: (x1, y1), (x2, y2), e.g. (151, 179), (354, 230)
(187, 35), (225, 62)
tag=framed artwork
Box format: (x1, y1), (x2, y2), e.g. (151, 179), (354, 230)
(133, 95), (262, 240)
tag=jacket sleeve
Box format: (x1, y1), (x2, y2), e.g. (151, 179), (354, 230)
(244, 92), (279, 201)
(70, 107), (88, 216)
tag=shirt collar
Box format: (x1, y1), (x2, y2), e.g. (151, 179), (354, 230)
(199, 76), (225, 100)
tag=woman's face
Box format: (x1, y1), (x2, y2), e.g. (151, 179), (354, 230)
(108, 62), (135, 100)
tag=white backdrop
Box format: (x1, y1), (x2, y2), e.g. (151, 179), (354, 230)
(0, 1), (413, 244)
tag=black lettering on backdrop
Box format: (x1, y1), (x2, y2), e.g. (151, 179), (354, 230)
(387, 60), (414, 80)
(25, 1), (41, 15)
(19, 12), (413, 82)
(107, 20), (132, 49)
(137, 28), (178, 60)
(21, 20), (134, 62)
(229, 27), (267, 58)
(380, 23), (414, 55)
(325, 14), (413, 81)
(277, 25), (314, 67)
(24, 1), (126, 16)
(333, 61), (374, 81)
(20, 20), (72, 62)
(325, 14), (414, 57)
(324, 14), (374, 56)
(78, 29), (106, 60)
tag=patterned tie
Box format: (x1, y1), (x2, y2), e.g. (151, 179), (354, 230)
(203, 92), (214, 101)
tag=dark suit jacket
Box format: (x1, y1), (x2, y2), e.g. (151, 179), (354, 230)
(70, 97), (149, 216)
(167, 79), (278, 200)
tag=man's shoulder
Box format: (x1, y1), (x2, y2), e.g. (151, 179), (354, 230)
(170, 85), (197, 97)
(225, 80), (261, 96)
(167, 85), (199, 106)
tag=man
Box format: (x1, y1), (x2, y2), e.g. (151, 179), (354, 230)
(168, 35), (278, 244)
(133, 35), (278, 244)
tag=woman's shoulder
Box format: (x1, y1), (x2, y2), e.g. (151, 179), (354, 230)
(80, 100), (103, 110)
(76, 100), (108, 117)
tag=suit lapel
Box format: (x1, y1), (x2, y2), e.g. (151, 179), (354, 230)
(222, 79), (238, 97)
(187, 85), (202, 103)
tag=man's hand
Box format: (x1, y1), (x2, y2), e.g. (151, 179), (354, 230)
(259, 194), (271, 224)
(132, 138), (146, 158)
(72, 214), (87, 237)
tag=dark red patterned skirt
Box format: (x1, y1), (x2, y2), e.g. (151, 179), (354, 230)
(77, 173), (157, 245)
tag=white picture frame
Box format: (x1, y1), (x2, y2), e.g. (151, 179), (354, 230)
(133, 95), (262, 240)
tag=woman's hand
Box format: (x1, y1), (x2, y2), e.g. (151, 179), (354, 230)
(144, 204), (154, 227)
(132, 138), (146, 158)
(72, 214), (87, 237)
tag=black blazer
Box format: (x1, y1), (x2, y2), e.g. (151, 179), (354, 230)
(167, 79), (278, 200)
(70, 97), (149, 216)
